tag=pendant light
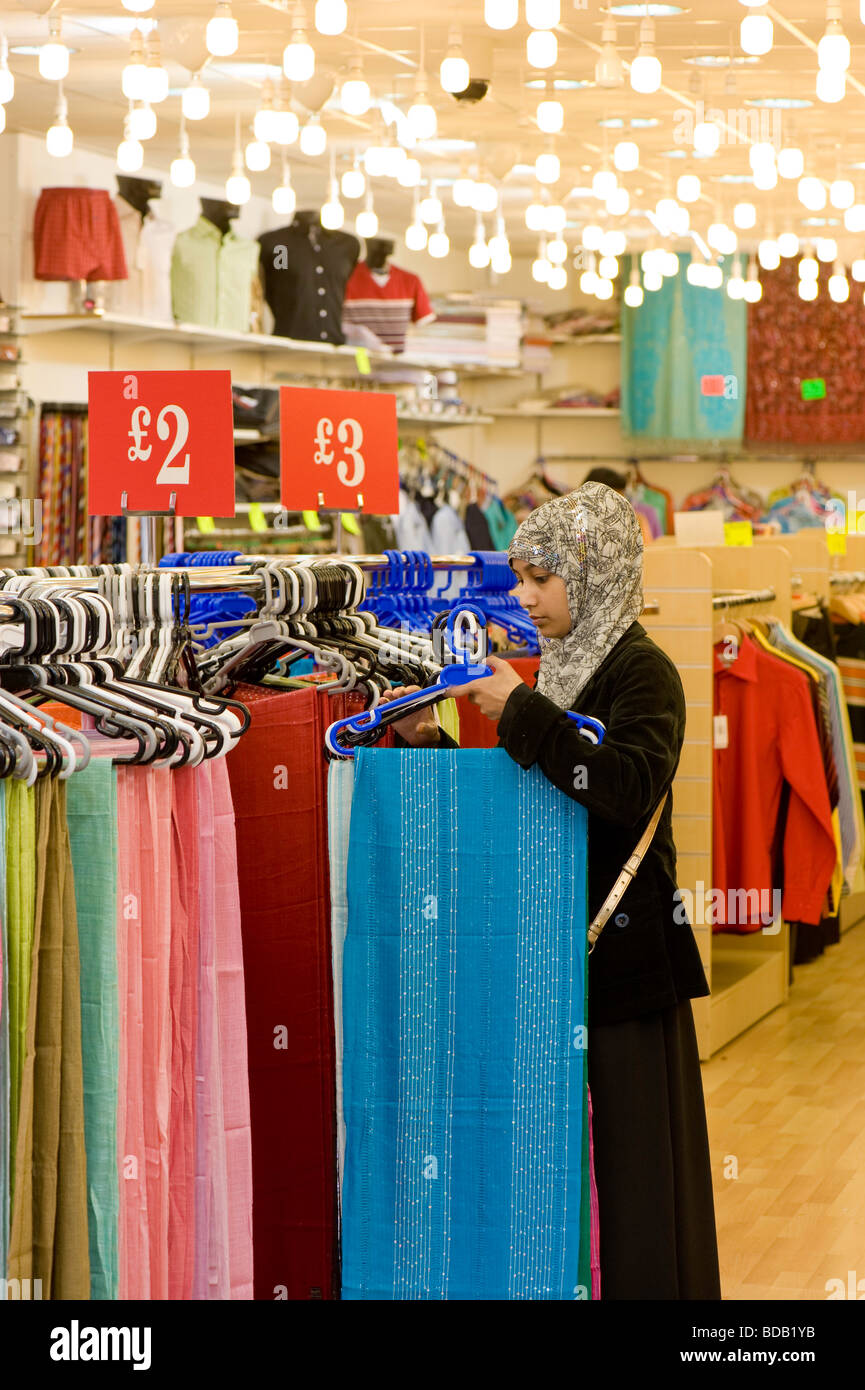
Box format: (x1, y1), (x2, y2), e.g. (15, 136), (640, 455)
(46, 85), (73, 158)
(816, 67), (845, 102)
(740, 3), (773, 57)
(143, 31), (168, 105)
(693, 120), (720, 156)
(613, 140), (639, 173)
(537, 96), (564, 135)
(440, 27), (469, 93)
(170, 121), (196, 188)
(630, 16), (661, 95)
(0, 34), (15, 106)
(128, 100), (157, 142)
(743, 259), (762, 302)
(777, 231), (799, 258)
(355, 187), (378, 239)
(469, 218), (491, 269)
(777, 144), (804, 179)
(453, 168), (475, 207)
(315, 0), (347, 36)
(321, 152), (344, 228)
(122, 30), (149, 101)
(816, 236), (837, 262)
(851, 259), (865, 282)
(818, 3), (850, 72)
(342, 158), (365, 199)
(485, 0), (518, 29)
(726, 257), (746, 300)
(489, 214), (511, 274)
(206, 3), (239, 58)
(341, 58), (371, 116)
(595, 15), (624, 88)
(798, 276), (818, 301)
(226, 118), (251, 204)
(535, 146), (560, 185)
(598, 254), (619, 280)
(624, 268), (643, 307)
(677, 174), (701, 203)
(39, 15), (69, 82)
(254, 79), (279, 143)
(273, 159), (297, 216)
(580, 252), (599, 296)
(405, 195), (428, 250)
(798, 176), (827, 211)
(607, 186), (630, 217)
(757, 237), (780, 270)
(408, 32), (436, 141)
(116, 117), (144, 174)
(845, 203), (865, 232)
(532, 238), (550, 283)
(398, 157), (422, 188)
(582, 223), (603, 251)
(798, 249), (819, 280)
(183, 74), (210, 121)
(246, 133), (271, 172)
(284, 6), (315, 83)
(273, 90), (300, 146)
(828, 260), (849, 301)
(527, 30), (557, 69)
(830, 178), (855, 209)
(547, 236), (567, 266)
(299, 113), (326, 156)
(733, 201), (756, 229)
(420, 183), (443, 224)
(428, 221), (450, 258)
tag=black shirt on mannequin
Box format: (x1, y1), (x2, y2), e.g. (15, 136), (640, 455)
(258, 211), (360, 344)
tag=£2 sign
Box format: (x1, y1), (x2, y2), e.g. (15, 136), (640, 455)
(87, 370), (235, 517)
(279, 385), (399, 515)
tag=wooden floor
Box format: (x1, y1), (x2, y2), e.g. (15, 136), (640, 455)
(702, 918), (865, 1301)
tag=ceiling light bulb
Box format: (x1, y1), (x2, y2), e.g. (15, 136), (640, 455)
(356, 200), (378, 240)
(580, 267), (599, 295)
(544, 204), (566, 234)
(851, 258), (865, 282)
(420, 191), (443, 224)
(733, 200), (757, 229)
(116, 129), (144, 174)
(686, 259), (705, 287)
(407, 82), (437, 141)
(453, 174), (475, 207)
(582, 223), (603, 251)
(830, 178), (855, 209)
(743, 275), (762, 304)
(342, 164), (365, 199)
(816, 236), (838, 261)
(474, 180), (498, 213)
(532, 253), (550, 284)
(526, 30), (557, 69)
(643, 268), (663, 292)
(547, 237), (568, 265)
(0, 38), (14, 106)
(816, 67), (845, 102)
(595, 15), (624, 87)
(602, 229), (626, 258)
(726, 261), (746, 299)
(740, 10), (773, 57)
(405, 219), (427, 251)
(777, 145), (804, 179)
(536, 151), (560, 184)
(598, 254), (619, 279)
(799, 253), (819, 279)
(630, 18), (662, 94)
(273, 102), (299, 146)
(693, 121), (720, 156)
(777, 231), (799, 257)
(246, 138), (271, 172)
(226, 150), (251, 204)
(283, 19), (315, 83)
(537, 99), (564, 134)
(122, 30), (149, 101)
(491, 247), (512, 274)
(753, 163), (777, 191)
(547, 265), (567, 291)
(315, 0), (347, 36)
(39, 16), (69, 82)
(485, 0), (519, 29)
(595, 277), (614, 300)
(321, 182), (344, 229)
(624, 278), (643, 308)
(143, 32), (168, 104)
(46, 90), (73, 158)
(170, 130), (195, 188)
(592, 168), (617, 199)
(526, 198), (546, 231)
(273, 168), (297, 216)
(441, 29), (470, 93)
(254, 82), (279, 143)
(300, 116), (326, 156)
(799, 277), (818, 300)
(828, 262), (849, 301)
(183, 74), (210, 121)
(677, 174), (701, 203)
(661, 250), (679, 277)
(749, 141), (775, 172)
(607, 187), (630, 216)
(758, 238), (780, 270)
(469, 219), (491, 268)
(206, 2), (239, 58)
(845, 203), (865, 232)
(613, 140), (639, 173)
(342, 62), (371, 116)
(798, 176), (826, 210)
(121, 0), (155, 11)
(428, 223), (449, 258)
(818, 8), (850, 72)
(128, 101), (156, 141)
(398, 157), (422, 188)
(704, 261), (723, 289)
(526, 0), (560, 28)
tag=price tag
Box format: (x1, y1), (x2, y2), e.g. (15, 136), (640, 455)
(827, 532), (847, 555)
(87, 370), (235, 517)
(279, 385), (399, 515)
(340, 512), (362, 536)
(302, 510), (322, 530)
(713, 714), (729, 750)
(196, 516), (216, 533)
(724, 520), (753, 546)
(801, 377), (826, 401)
(248, 503), (268, 533)
(700, 375), (725, 397)
(354, 347), (372, 376)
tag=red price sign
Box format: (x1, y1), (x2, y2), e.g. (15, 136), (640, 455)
(279, 385), (399, 515)
(87, 370), (235, 517)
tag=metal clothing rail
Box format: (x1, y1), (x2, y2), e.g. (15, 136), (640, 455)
(829, 570), (865, 589)
(712, 588), (777, 610)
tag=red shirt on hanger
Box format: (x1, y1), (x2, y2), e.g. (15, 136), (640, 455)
(712, 634), (836, 930)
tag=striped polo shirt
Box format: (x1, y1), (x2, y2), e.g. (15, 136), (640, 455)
(342, 262), (435, 353)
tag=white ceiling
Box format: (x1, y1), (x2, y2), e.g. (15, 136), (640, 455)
(2, 1), (865, 255)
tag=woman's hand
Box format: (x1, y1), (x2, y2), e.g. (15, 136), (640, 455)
(448, 656), (524, 720)
(378, 685), (441, 746)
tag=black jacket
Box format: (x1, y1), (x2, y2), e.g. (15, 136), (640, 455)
(427, 622), (709, 1025)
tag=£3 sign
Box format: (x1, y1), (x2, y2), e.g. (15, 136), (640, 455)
(279, 385), (399, 515)
(87, 370), (235, 517)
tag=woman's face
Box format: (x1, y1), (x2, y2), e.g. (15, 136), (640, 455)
(511, 559), (572, 639)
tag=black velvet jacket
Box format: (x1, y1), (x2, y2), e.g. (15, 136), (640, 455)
(433, 621), (709, 1026)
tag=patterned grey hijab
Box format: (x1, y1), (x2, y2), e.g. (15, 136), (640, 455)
(508, 482), (644, 710)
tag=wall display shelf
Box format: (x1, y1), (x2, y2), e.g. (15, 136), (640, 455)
(0, 304), (34, 565)
(488, 407), (621, 419)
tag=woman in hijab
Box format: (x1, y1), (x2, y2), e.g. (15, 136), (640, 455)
(385, 481), (721, 1300)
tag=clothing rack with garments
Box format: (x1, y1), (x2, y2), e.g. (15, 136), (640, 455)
(712, 588), (777, 609)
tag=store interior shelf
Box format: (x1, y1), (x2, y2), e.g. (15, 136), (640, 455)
(234, 411), (494, 445)
(545, 333), (622, 345)
(20, 313), (521, 377)
(487, 407), (621, 419)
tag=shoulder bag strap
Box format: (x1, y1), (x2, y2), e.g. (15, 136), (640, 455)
(587, 791), (669, 955)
